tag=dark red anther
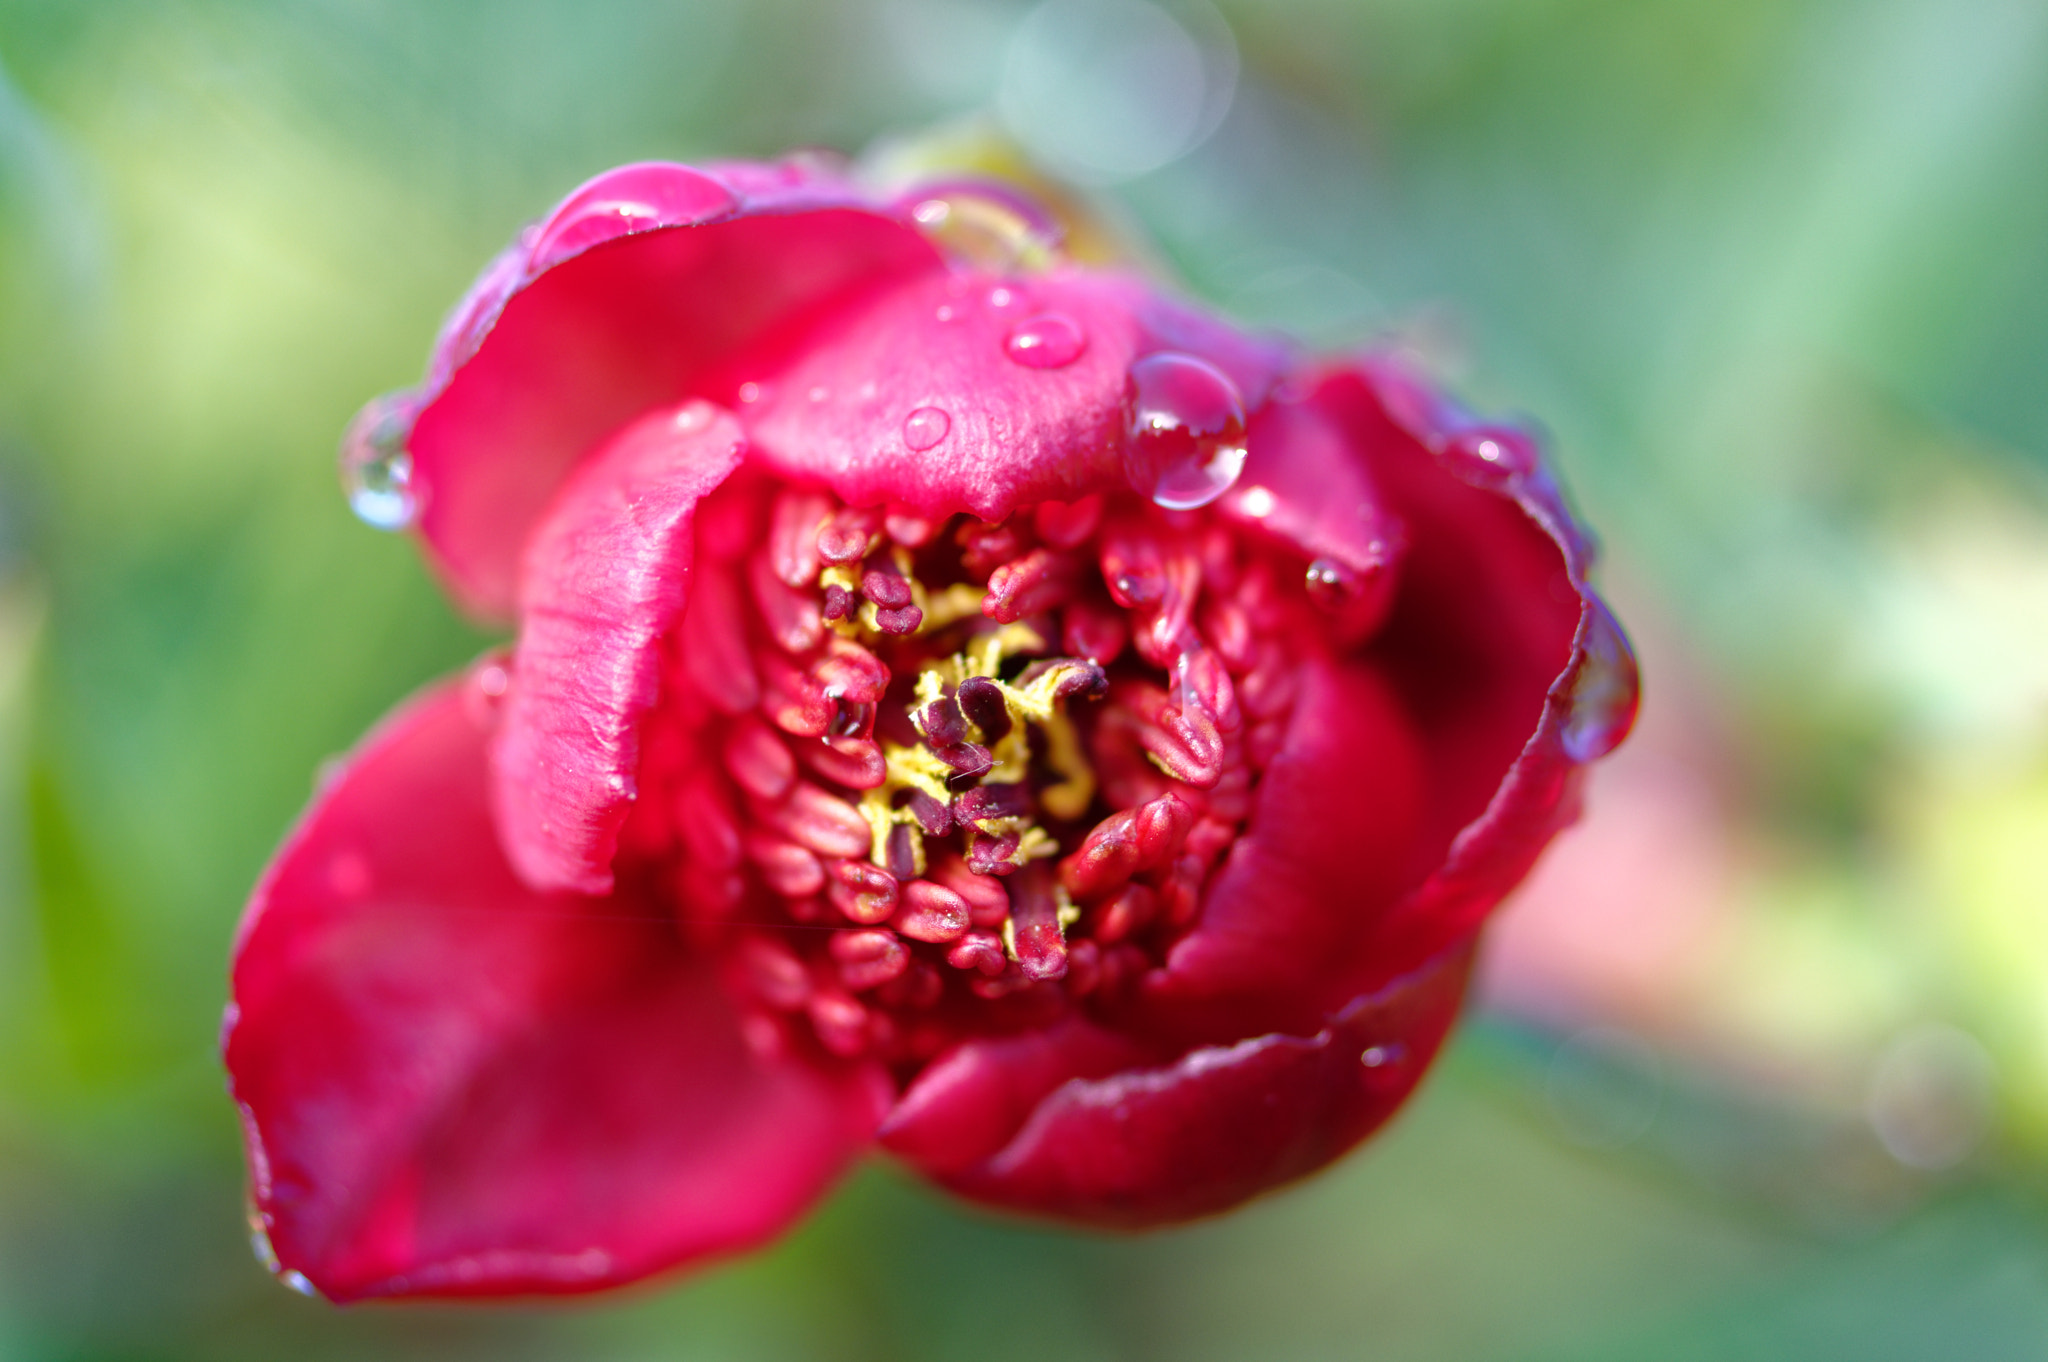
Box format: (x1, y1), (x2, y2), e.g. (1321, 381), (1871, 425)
(1007, 864), (1068, 982)
(817, 506), (881, 565)
(965, 831), (1021, 876)
(884, 506), (943, 547)
(1061, 595), (1128, 665)
(958, 520), (1023, 581)
(983, 547), (1082, 623)
(873, 604), (923, 634)
(749, 550), (824, 654)
(828, 858), (898, 924)
(1059, 792), (1193, 900)
(770, 487), (832, 588)
(859, 555), (914, 609)
(885, 823), (920, 882)
(830, 929), (909, 992)
(954, 676), (1011, 741)
(723, 719), (795, 802)
(968, 965), (1034, 1001)
(676, 567), (761, 716)
(935, 745), (996, 788)
(1015, 658), (1109, 703)
(930, 856), (1010, 927)
(1090, 882), (1157, 944)
(946, 930), (1008, 976)
(806, 988), (871, 1057)
(893, 880), (971, 943)
(823, 583), (856, 621)
(744, 832), (825, 898)
(801, 735), (886, 789)
(672, 775), (742, 872)
(735, 935), (811, 1011)
(954, 782), (1031, 829)
(905, 789), (953, 836)
(914, 693), (967, 746)
(1032, 495), (1103, 549)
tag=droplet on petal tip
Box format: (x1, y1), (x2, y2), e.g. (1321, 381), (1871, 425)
(339, 394), (420, 531)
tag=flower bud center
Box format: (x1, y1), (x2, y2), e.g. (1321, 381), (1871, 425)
(618, 475), (1334, 1068)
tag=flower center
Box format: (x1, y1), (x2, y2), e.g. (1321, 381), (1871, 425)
(617, 476), (1324, 1067)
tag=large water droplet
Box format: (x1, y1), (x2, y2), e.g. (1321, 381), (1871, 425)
(339, 394), (419, 531)
(1004, 312), (1087, 369)
(1560, 599), (1639, 763)
(1124, 352), (1246, 509)
(1441, 424), (1539, 491)
(905, 184), (1064, 272)
(902, 405), (952, 451)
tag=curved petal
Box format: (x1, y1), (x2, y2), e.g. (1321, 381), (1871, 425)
(225, 679), (889, 1301)
(490, 401), (744, 894)
(1129, 359), (1633, 1042)
(1133, 653), (1426, 1043)
(877, 1016), (1165, 1178)
(1319, 358), (1639, 979)
(926, 944), (1472, 1227)
(736, 269), (1289, 520)
(385, 159), (943, 619)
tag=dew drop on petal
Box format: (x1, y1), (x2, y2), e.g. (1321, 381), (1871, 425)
(1124, 352), (1247, 509)
(903, 406), (952, 451)
(1442, 424), (1539, 490)
(1560, 599), (1639, 763)
(1304, 557), (1361, 611)
(904, 185), (1064, 273)
(279, 1270), (318, 1297)
(1004, 312), (1087, 369)
(339, 393), (418, 531)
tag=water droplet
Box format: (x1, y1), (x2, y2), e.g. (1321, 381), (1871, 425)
(1238, 485), (1276, 518)
(279, 1269), (318, 1297)
(807, 385), (830, 403)
(737, 381), (764, 403)
(1004, 312), (1087, 369)
(1441, 424), (1539, 490)
(1560, 599), (1638, 763)
(1360, 1044), (1403, 1068)
(1124, 352), (1246, 509)
(1304, 557), (1361, 611)
(902, 406), (951, 451)
(903, 184), (1064, 272)
(339, 394), (419, 531)
(936, 304), (957, 322)
(988, 286), (1018, 310)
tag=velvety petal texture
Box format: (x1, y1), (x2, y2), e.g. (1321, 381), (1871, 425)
(490, 400), (744, 894)
(227, 679), (888, 1300)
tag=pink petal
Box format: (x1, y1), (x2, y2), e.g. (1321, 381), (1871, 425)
(735, 269), (1289, 521)
(225, 679), (888, 1301)
(927, 944), (1472, 1227)
(490, 400), (744, 894)
(1323, 357), (1638, 979)
(1131, 357), (1633, 1041)
(877, 1017), (1165, 1177)
(393, 159), (943, 619)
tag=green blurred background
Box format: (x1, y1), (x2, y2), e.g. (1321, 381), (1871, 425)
(4, 0), (2048, 1356)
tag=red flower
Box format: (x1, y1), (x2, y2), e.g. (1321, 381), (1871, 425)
(224, 158), (1636, 1300)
